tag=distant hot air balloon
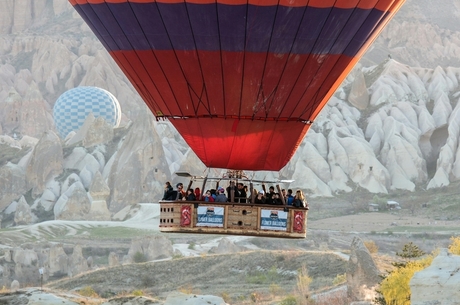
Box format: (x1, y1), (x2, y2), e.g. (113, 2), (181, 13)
(54, 86), (121, 138)
(69, 0), (405, 171)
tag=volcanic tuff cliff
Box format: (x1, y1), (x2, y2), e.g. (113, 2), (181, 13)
(1, 0), (460, 222)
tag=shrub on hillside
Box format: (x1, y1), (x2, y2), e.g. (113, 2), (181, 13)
(133, 251), (147, 263)
(364, 240), (378, 254)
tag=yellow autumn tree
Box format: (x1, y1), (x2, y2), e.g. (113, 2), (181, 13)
(379, 255), (433, 305)
(448, 236), (460, 255)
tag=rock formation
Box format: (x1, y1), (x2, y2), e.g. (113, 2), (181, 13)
(209, 237), (246, 254)
(108, 252), (119, 267)
(66, 113), (114, 148)
(25, 130), (63, 198)
(0, 162), (26, 212)
(126, 236), (173, 263)
(54, 181), (91, 220)
(107, 112), (169, 212)
(68, 245), (88, 278)
(346, 237), (381, 302)
(87, 171), (111, 221)
(14, 196), (36, 225)
(410, 249), (460, 305)
(48, 244), (69, 278)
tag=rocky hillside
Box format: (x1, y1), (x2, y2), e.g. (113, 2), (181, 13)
(1, 0), (460, 223)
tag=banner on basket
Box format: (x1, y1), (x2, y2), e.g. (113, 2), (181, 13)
(260, 209), (287, 231)
(197, 206), (224, 227)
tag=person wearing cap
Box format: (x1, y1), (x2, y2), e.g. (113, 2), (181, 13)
(215, 187), (228, 202)
(254, 190), (266, 204)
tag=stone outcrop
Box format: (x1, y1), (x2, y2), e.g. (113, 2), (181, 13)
(209, 238), (246, 254)
(48, 244), (68, 278)
(108, 252), (119, 267)
(0, 162), (26, 212)
(66, 113), (114, 148)
(87, 171), (111, 221)
(107, 112), (169, 213)
(68, 245), (88, 278)
(348, 69), (369, 110)
(25, 131), (63, 198)
(54, 181), (91, 220)
(346, 237), (381, 302)
(126, 236), (173, 263)
(13, 196), (36, 225)
(410, 249), (460, 305)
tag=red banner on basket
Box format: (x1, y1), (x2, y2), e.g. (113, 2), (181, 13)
(181, 205), (191, 226)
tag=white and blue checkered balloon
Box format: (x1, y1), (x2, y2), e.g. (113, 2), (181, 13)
(53, 86), (121, 138)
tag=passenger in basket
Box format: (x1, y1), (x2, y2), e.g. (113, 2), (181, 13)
(175, 183), (185, 200)
(204, 190), (215, 202)
(210, 189), (217, 200)
(226, 181), (236, 200)
(184, 188), (196, 201)
(293, 190), (309, 209)
(254, 190), (266, 204)
(235, 183), (247, 203)
(266, 186), (275, 201)
(194, 187), (201, 200)
(286, 189), (294, 206)
(215, 187), (228, 202)
(272, 193), (283, 205)
(162, 181), (174, 200)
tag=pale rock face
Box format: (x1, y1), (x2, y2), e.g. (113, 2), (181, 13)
(14, 196), (36, 225)
(13, 247), (40, 283)
(25, 130), (63, 197)
(12, 248), (38, 266)
(48, 244), (68, 277)
(108, 252), (119, 267)
(87, 199), (111, 221)
(346, 237), (380, 301)
(63, 147), (88, 171)
(37, 189), (56, 211)
(410, 249), (460, 305)
(66, 113), (114, 148)
(107, 112), (169, 212)
(89, 171), (110, 201)
(127, 236), (173, 263)
(164, 292), (227, 305)
(19, 82), (55, 138)
(328, 164), (353, 193)
(88, 171), (111, 220)
(0, 163), (26, 212)
(209, 238), (246, 254)
(54, 181), (91, 220)
(79, 166), (93, 190)
(10, 280), (19, 292)
(348, 69), (369, 110)
(1, 89), (22, 134)
(4, 201), (18, 215)
(60, 173), (81, 195)
(68, 245), (88, 278)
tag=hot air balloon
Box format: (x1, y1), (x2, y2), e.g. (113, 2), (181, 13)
(69, 0), (405, 238)
(69, 0), (405, 172)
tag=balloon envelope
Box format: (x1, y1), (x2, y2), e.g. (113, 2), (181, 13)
(69, 0), (405, 171)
